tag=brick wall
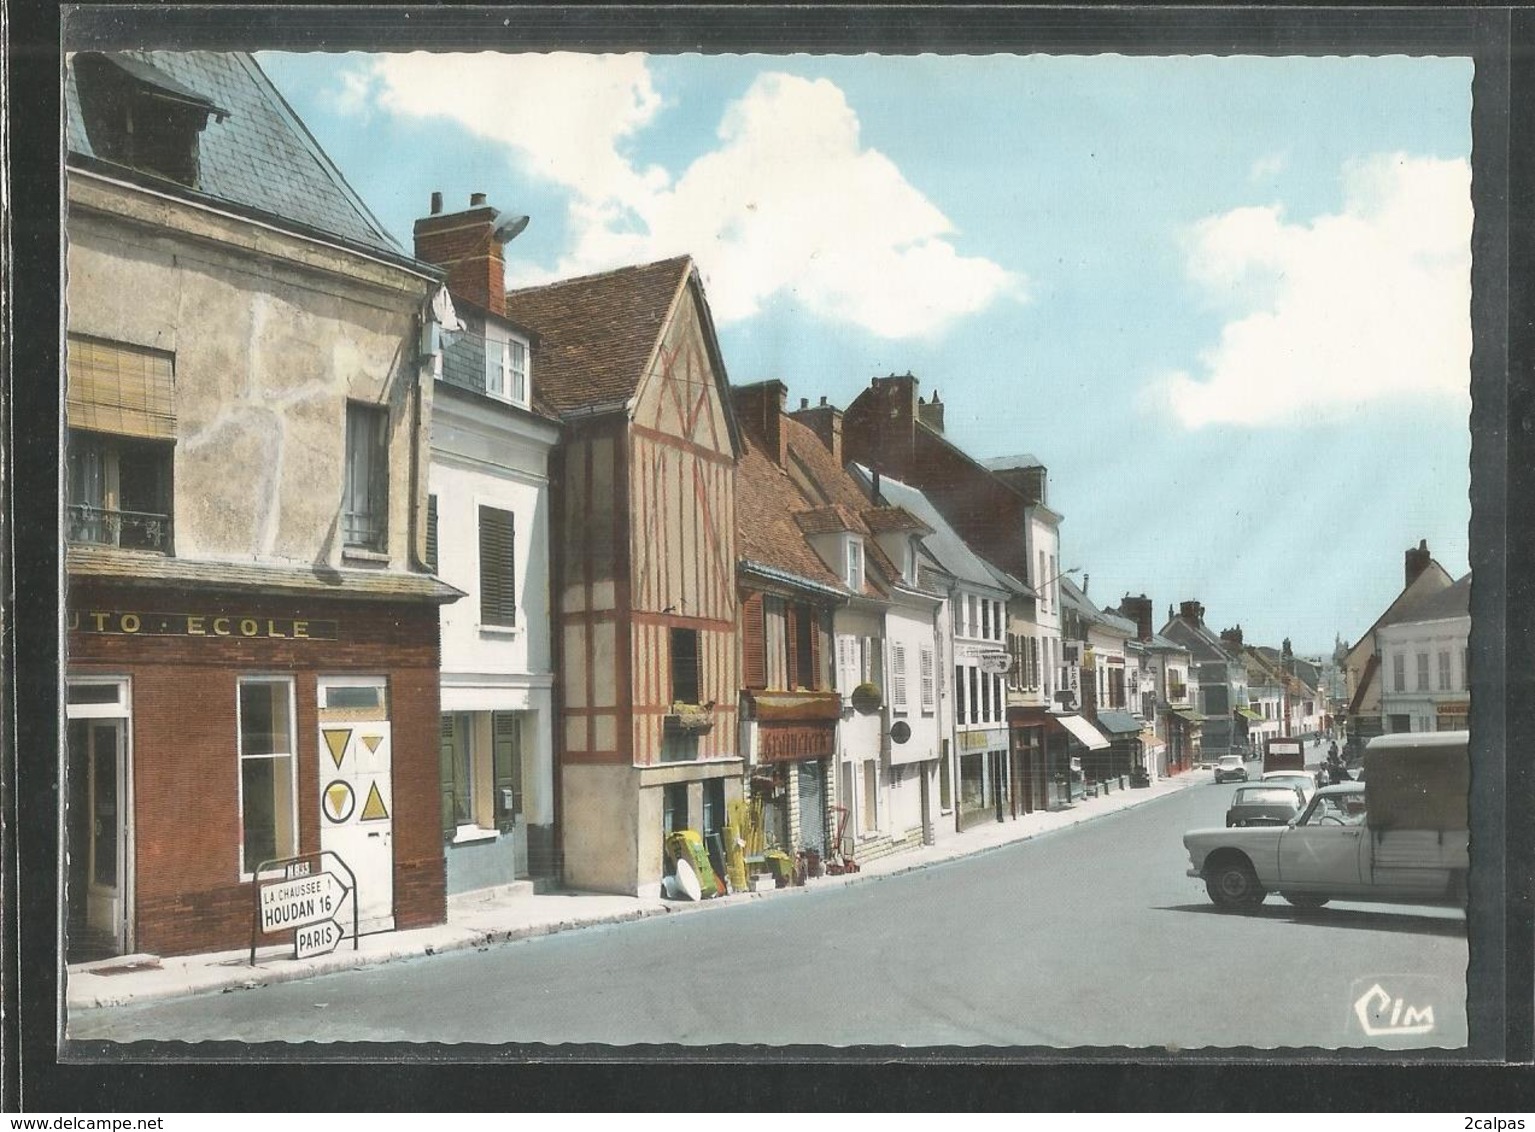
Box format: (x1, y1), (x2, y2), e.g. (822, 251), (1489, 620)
(68, 580), (446, 957)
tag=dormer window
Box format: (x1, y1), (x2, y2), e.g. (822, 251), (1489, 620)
(845, 536), (864, 591)
(483, 334), (531, 408)
(73, 52), (229, 189)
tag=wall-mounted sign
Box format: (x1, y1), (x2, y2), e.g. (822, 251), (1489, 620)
(70, 610), (338, 640)
(758, 721), (836, 762)
(890, 720), (912, 744)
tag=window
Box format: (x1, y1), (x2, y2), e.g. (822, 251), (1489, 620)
(788, 604), (818, 691)
(441, 711), (522, 838)
(1393, 653), (1406, 693)
(440, 712), (474, 830)
(662, 782), (688, 836)
(425, 494), (439, 572)
(1038, 552), (1048, 613)
(969, 666), (980, 725)
(238, 678), (297, 874)
(67, 430), (174, 552)
(1416, 652), (1430, 692)
(980, 665), (992, 722)
(478, 505), (517, 626)
(891, 644), (909, 714)
(484, 341), (506, 400)
(846, 537), (864, 590)
(1438, 650), (1451, 691)
(507, 339), (529, 406)
(73, 53), (224, 188)
(920, 647), (935, 715)
(671, 628), (701, 704)
(344, 403), (389, 551)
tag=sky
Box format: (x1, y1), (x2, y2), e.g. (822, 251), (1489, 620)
(259, 50), (1474, 658)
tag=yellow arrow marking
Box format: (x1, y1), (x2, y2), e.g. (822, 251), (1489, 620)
(362, 734), (383, 754)
(360, 781), (389, 822)
(323, 728), (350, 769)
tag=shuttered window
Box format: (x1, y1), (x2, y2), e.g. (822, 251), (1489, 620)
(920, 647), (935, 714)
(741, 593), (766, 689)
(478, 505), (516, 626)
(439, 714), (465, 840)
(425, 494), (439, 573)
(492, 711), (522, 831)
(66, 336), (176, 440)
(892, 645), (908, 714)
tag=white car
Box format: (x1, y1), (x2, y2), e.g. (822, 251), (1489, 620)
(1260, 769), (1317, 806)
(1213, 754), (1247, 783)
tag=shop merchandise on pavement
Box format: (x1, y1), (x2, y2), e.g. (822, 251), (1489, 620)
(67, 769), (1199, 1012)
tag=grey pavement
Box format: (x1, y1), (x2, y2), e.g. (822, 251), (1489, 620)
(67, 766), (1204, 1013)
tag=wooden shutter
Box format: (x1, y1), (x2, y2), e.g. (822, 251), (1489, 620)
(478, 505), (517, 626)
(892, 645), (908, 711)
(809, 608), (823, 690)
(438, 714), (459, 841)
(785, 603), (800, 690)
(425, 494), (439, 573)
(921, 647), (935, 711)
(742, 592), (766, 689)
(66, 336), (176, 439)
(492, 712), (521, 832)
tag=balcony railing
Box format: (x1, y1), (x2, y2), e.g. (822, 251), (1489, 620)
(67, 504), (172, 553)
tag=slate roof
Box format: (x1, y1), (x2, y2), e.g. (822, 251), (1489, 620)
(854, 464), (1014, 594)
(503, 257), (693, 416)
(66, 52), (406, 260)
(68, 545), (464, 603)
(979, 453), (1044, 471)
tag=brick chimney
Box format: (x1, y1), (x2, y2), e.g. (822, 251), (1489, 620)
(917, 389), (945, 434)
(1121, 594), (1154, 641)
(413, 191), (510, 317)
(732, 380), (790, 468)
(1178, 600), (1205, 626)
(1220, 625), (1244, 652)
(843, 372), (920, 478)
(988, 461), (1048, 507)
(790, 394), (843, 466)
(1405, 539), (1431, 588)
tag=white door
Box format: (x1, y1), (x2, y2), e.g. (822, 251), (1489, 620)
(317, 680), (394, 935)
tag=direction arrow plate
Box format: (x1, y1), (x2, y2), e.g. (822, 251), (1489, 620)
(259, 871), (350, 935)
(294, 919), (346, 959)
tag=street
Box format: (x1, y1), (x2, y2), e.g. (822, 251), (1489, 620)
(68, 770), (1466, 1049)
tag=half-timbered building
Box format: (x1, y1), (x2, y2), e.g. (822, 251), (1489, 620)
(504, 257), (743, 897)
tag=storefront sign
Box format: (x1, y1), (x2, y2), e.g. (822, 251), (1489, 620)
(70, 610), (338, 640)
(758, 721), (836, 762)
(959, 728), (1007, 751)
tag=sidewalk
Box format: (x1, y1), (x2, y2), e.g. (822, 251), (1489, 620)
(66, 768), (1203, 1013)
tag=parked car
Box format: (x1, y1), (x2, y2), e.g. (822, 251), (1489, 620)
(1225, 783), (1307, 827)
(1260, 769), (1318, 807)
(1184, 731), (1469, 910)
(1213, 754), (1248, 783)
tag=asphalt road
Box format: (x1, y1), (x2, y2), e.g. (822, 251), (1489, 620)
(69, 773), (1467, 1049)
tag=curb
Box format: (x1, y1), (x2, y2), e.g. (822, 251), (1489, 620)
(67, 773), (1201, 1012)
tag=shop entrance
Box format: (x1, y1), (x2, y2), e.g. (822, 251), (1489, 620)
(318, 677), (395, 935)
(66, 679), (130, 960)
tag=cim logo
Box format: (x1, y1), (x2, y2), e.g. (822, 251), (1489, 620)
(1353, 982), (1436, 1037)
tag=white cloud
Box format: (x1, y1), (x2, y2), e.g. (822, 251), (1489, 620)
(1155, 152), (1471, 429)
(344, 56), (1020, 339)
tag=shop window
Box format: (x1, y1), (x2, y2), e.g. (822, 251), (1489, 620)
(343, 402), (389, 551)
(479, 505), (517, 627)
(671, 628), (700, 704)
(662, 782), (688, 835)
(238, 678), (297, 875)
(702, 778), (724, 837)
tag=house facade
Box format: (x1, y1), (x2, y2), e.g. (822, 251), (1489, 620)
(1161, 601), (1247, 759)
(504, 257), (742, 898)
(1376, 573), (1471, 734)
(64, 52), (458, 959)
(412, 193), (561, 894)
(1117, 595), (1199, 775)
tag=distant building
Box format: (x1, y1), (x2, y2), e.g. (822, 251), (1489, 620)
(1377, 574), (1471, 734)
(1160, 601), (1247, 759)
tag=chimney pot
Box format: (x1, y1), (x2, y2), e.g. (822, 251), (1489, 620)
(470, 192), (487, 206)
(800, 398), (809, 410)
(430, 191), (443, 215)
(820, 396), (827, 406)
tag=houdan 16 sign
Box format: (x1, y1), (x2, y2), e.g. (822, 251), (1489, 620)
(259, 872), (350, 937)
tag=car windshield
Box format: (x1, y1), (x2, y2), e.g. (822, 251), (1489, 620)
(1264, 774), (1309, 790)
(1218, 756), (1241, 767)
(1234, 787), (1301, 806)
(1302, 793), (1366, 826)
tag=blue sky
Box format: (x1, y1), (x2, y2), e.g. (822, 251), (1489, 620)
(261, 51), (1474, 657)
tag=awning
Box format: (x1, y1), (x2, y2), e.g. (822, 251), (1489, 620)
(1236, 707), (1263, 721)
(1095, 710), (1142, 736)
(1052, 713), (1109, 750)
(1170, 707), (1203, 724)
(1139, 729), (1166, 754)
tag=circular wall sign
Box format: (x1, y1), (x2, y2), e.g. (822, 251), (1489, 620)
(890, 720), (912, 744)
(323, 779), (356, 824)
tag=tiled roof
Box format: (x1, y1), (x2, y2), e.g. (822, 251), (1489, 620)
(861, 506), (931, 535)
(66, 52), (404, 258)
(735, 430), (854, 595)
(794, 505), (861, 536)
(503, 257), (693, 416)
(68, 545), (464, 604)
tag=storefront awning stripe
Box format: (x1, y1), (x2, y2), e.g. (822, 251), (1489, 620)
(1053, 713), (1110, 750)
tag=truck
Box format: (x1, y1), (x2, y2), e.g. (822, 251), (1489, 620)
(1261, 736), (1306, 773)
(1184, 730), (1469, 910)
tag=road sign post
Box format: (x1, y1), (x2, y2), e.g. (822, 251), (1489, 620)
(249, 850), (359, 966)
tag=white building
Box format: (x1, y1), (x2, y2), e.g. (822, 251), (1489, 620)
(1377, 573), (1471, 734)
(415, 194), (561, 894)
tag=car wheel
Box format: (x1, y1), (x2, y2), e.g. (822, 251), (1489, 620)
(1281, 893), (1330, 910)
(1205, 859), (1266, 909)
